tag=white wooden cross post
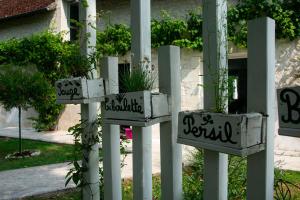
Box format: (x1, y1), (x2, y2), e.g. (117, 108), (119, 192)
(79, 0), (100, 199)
(247, 17), (275, 200)
(158, 45), (182, 200)
(131, 0), (152, 199)
(101, 57), (122, 200)
(202, 0), (228, 199)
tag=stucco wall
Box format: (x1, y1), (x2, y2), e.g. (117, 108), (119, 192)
(275, 38), (300, 155)
(0, 12), (56, 41)
(97, 0), (202, 29)
(0, 0), (70, 41)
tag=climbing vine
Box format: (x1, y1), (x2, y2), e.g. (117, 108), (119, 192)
(228, 0), (299, 47)
(96, 24), (131, 56)
(65, 114), (128, 199)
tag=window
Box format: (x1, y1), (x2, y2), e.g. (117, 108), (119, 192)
(69, 2), (79, 41)
(118, 63), (130, 93)
(228, 58), (247, 114)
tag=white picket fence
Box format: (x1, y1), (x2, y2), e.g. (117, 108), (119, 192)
(56, 0), (277, 199)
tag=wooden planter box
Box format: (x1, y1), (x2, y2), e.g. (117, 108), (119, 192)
(277, 86), (300, 137)
(103, 91), (171, 126)
(177, 111), (265, 156)
(55, 77), (105, 104)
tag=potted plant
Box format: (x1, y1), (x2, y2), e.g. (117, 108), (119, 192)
(277, 86), (300, 137)
(177, 68), (265, 157)
(103, 68), (170, 125)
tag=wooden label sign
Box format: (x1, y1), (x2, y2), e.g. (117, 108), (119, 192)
(104, 91), (170, 121)
(55, 77), (104, 103)
(277, 86), (300, 137)
(56, 78), (86, 100)
(177, 111), (264, 155)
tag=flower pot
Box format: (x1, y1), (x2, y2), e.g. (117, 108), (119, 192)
(55, 77), (105, 104)
(177, 111), (265, 156)
(277, 86), (300, 137)
(103, 91), (170, 126)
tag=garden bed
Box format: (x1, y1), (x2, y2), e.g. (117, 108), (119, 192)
(0, 137), (75, 171)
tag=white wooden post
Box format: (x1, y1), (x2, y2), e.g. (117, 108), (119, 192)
(247, 17), (275, 200)
(202, 0), (228, 199)
(131, 0), (152, 199)
(158, 46), (182, 200)
(79, 0), (99, 199)
(101, 57), (121, 200)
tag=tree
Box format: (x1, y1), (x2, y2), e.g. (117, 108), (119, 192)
(0, 65), (50, 155)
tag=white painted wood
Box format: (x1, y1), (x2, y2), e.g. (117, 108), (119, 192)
(178, 111), (263, 148)
(131, 0), (152, 199)
(87, 79), (105, 98)
(101, 57), (121, 200)
(177, 112), (266, 156)
(79, 0), (100, 199)
(277, 86), (300, 137)
(55, 78), (104, 103)
(158, 45), (182, 200)
(247, 17), (276, 200)
(104, 91), (151, 119)
(151, 93), (170, 118)
(81, 104), (100, 200)
(55, 78), (88, 100)
(104, 91), (170, 121)
(104, 116), (171, 127)
(178, 138), (265, 157)
(56, 97), (104, 104)
(202, 0), (228, 199)
(132, 127), (152, 200)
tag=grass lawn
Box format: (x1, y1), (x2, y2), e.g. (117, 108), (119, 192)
(0, 137), (75, 171)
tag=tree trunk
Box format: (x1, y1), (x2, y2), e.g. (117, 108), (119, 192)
(18, 106), (22, 154)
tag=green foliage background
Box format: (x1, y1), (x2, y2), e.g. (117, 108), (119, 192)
(0, 32), (91, 131)
(0, 0), (299, 131)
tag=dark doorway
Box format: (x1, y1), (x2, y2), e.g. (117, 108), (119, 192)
(70, 2), (79, 41)
(228, 58), (247, 114)
(118, 63), (130, 93)
(118, 63), (131, 137)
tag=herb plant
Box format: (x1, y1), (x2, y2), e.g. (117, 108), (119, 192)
(120, 68), (155, 93)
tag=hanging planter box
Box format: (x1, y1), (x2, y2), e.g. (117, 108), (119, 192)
(55, 77), (105, 104)
(177, 111), (266, 156)
(103, 91), (171, 126)
(277, 86), (300, 138)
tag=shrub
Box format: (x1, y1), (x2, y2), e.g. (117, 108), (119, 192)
(185, 149), (300, 199)
(96, 24), (131, 56)
(0, 31), (90, 131)
(0, 65), (51, 152)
